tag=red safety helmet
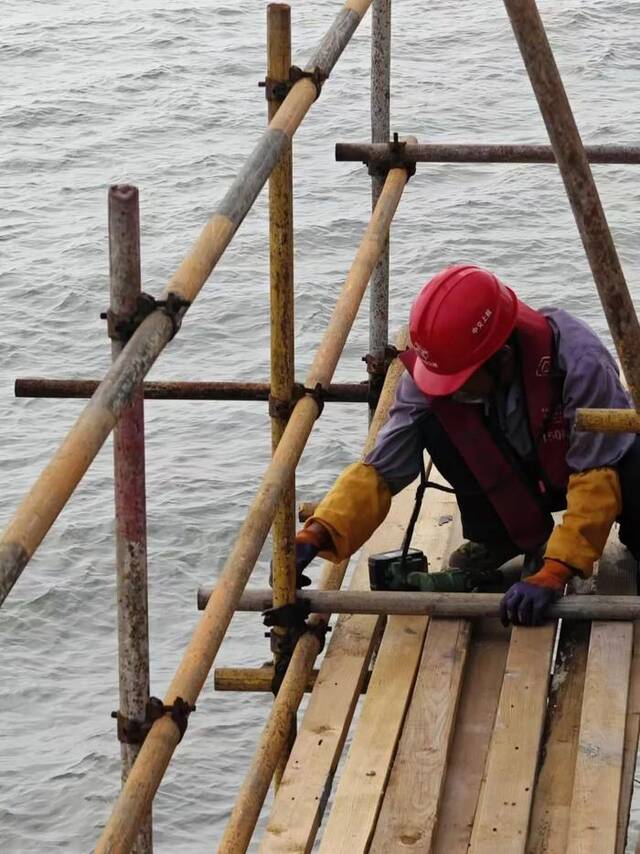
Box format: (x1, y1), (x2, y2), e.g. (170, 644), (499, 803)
(404, 264), (519, 396)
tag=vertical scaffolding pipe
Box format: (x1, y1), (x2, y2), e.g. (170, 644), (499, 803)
(266, 2), (297, 788)
(108, 185), (152, 853)
(368, 0), (391, 418)
(503, 0), (640, 409)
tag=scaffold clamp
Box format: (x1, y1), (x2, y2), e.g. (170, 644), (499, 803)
(259, 65), (327, 103)
(263, 599), (331, 651)
(101, 291), (191, 343)
(366, 132), (417, 180)
(111, 696), (196, 745)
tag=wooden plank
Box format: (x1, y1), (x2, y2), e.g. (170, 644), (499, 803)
(618, 620), (640, 854)
(526, 619), (590, 854)
(261, 477), (455, 853)
(369, 617), (471, 853)
(433, 617), (510, 853)
(317, 476), (458, 853)
(566, 620), (633, 854)
(468, 622), (556, 854)
(317, 614), (428, 853)
(594, 538), (639, 854)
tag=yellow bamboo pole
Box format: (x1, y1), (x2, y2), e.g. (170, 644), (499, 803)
(95, 156), (413, 854)
(214, 667), (319, 693)
(217, 327), (408, 853)
(214, 666), (371, 694)
(266, 4), (298, 788)
(575, 408), (640, 433)
(0, 0), (374, 608)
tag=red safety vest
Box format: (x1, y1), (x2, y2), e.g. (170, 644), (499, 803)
(404, 303), (570, 550)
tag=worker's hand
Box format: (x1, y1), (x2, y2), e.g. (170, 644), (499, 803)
(499, 558), (573, 627)
(270, 522), (330, 589)
(499, 582), (558, 627)
(296, 542), (318, 588)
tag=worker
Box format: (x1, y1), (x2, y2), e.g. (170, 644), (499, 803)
(293, 264), (640, 626)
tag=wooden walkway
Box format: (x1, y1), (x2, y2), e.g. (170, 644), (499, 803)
(259, 469), (640, 854)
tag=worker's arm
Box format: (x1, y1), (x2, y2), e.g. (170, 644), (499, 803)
(543, 467), (622, 576)
(502, 312), (629, 625)
(302, 373), (430, 564)
(501, 466), (622, 626)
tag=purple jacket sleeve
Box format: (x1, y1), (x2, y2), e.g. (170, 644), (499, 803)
(547, 308), (635, 472)
(364, 372), (432, 495)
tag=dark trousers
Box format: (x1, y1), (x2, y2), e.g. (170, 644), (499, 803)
(421, 417), (640, 560)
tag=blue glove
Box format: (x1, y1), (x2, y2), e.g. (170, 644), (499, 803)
(269, 541), (318, 589)
(500, 581), (558, 627)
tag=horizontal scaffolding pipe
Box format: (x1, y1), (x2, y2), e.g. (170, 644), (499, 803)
(96, 154), (412, 854)
(199, 588), (640, 622)
(335, 141), (640, 165)
(14, 378), (368, 403)
(0, 0), (374, 610)
(575, 407), (640, 433)
(214, 665), (372, 694)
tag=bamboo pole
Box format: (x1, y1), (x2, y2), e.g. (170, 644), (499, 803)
(199, 588), (640, 622)
(214, 666), (370, 694)
(368, 0), (392, 418)
(335, 142), (640, 165)
(0, 0), (374, 609)
(266, 2), (297, 789)
(502, 0), (640, 408)
(217, 326), (408, 853)
(575, 408), (640, 433)
(95, 158), (413, 854)
(108, 185), (152, 854)
(215, 667), (319, 693)
(14, 378), (369, 403)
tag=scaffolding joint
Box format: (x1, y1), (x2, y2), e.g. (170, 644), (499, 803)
(101, 291), (190, 343)
(363, 133), (417, 181)
(362, 344), (400, 377)
(269, 382), (325, 419)
(111, 696), (196, 745)
(263, 600), (331, 680)
(259, 66), (327, 103)
(259, 75), (291, 103)
(289, 65), (327, 101)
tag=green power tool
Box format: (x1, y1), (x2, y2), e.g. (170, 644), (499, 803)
(367, 454), (534, 593)
(368, 548), (509, 593)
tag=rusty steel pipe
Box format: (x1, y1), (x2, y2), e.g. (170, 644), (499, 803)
(95, 159), (412, 854)
(200, 588), (640, 622)
(369, 0), (392, 419)
(14, 378), (369, 403)
(0, 0), (374, 609)
(335, 141), (640, 165)
(108, 186), (152, 853)
(217, 327), (408, 853)
(502, 0), (640, 408)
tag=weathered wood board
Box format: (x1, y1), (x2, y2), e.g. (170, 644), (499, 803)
(526, 618), (590, 854)
(566, 620), (633, 854)
(468, 622), (556, 854)
(318, 476), (458, 852)
(262, 472), (456, 853)
(433, 617), (510, 853)
(369, 617), (471, 853)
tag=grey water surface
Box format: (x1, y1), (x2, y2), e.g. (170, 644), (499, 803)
(2, 0), (640, 850)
